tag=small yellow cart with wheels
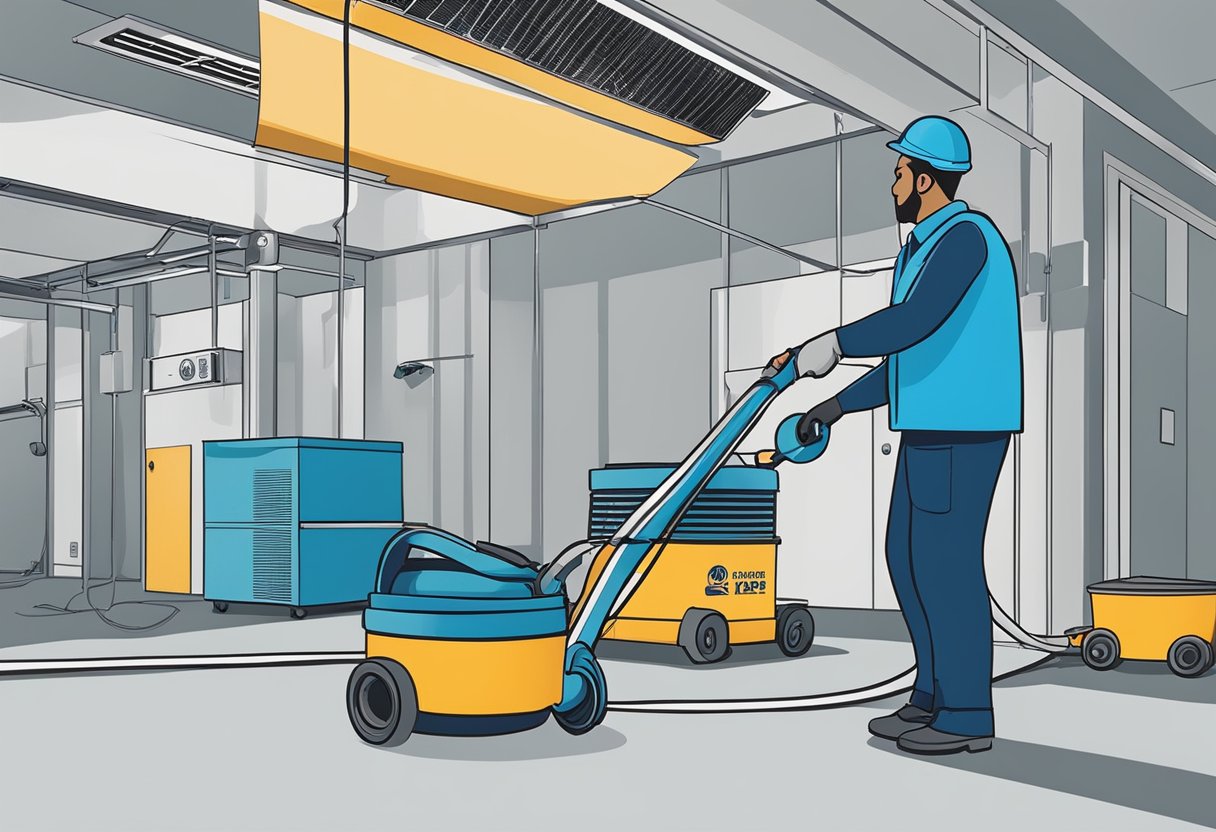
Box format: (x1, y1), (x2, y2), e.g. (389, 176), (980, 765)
(1066, 576), (1216, 677)
(587, 464), (814, 664)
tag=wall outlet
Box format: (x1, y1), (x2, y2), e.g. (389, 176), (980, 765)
(70, 541), (79, 559)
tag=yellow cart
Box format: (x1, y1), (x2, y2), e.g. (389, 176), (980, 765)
(1066, 576), (1216, 677)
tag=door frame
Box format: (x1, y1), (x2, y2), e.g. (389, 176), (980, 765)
(1103, 154), (1216, 579)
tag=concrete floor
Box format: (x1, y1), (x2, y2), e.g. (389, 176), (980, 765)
(2, 655), (1214, 832)
(2, 582), (1213, 830)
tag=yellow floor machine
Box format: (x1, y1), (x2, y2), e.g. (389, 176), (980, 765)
(589, 464), (814, 663)
(345, 348), (820, 745)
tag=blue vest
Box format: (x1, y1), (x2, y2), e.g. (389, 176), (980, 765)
(888, 202), (1023, 432)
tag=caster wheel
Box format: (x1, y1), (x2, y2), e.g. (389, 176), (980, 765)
(553, 645), (607, 736)
(346, 659), (418, 746)
(678, 608), (729, 664)
(290, 607), (308, 619)
(1167, 636), (1213, 678)
(776, 605), (815, 657)
(1081, 628), (1121, 671)
(212, 601), (229, 614)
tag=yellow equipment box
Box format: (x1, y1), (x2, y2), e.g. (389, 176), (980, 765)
(1067, 576), (1216, 677)
(589, 464), (813, 663)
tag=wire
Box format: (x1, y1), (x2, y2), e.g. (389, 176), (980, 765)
(21, 393), (179, 631)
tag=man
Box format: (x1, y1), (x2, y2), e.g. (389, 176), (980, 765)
(767, 115), (1023, 755)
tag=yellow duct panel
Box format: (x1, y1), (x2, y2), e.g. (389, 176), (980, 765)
(286, 0), (717, 147)
(256, 1), (698, 216)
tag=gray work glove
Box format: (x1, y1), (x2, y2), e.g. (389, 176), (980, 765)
(794, 331), (842, 379)
(797, 397), (843, 445)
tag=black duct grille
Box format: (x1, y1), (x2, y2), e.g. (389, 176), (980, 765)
(377, 0), (766, 140)
(99, 29), (260, 94)
(253, 469), (294, 525)
(589, 490), (777, 541)
(252, 528), (294, 602)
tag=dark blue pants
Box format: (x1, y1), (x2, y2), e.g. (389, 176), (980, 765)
(886, 431), (1011, 737)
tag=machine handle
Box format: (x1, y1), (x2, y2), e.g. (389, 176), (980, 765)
(374, 527), (538, 594)
(882, 443), (892, 455)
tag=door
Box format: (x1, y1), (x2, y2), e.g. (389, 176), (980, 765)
(145, 445), (191, 593)
(725, 363), (874, 608)
(1122, 186), (1188, 578)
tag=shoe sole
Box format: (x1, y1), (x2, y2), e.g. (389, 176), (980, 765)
(897, 737), (993, 755)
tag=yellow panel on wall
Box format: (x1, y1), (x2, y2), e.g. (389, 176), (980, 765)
(256, 0), (698, 216)
(145, 445), (191, 594)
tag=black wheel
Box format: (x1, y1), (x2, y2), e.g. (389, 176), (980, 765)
(678, 608), (729, 664)
(553, 645), (607, 736)
(776, 605), (815, 657)
(346, 659), (418, 746)
(1167, 636), (1213, 678)
(290, 606), (308, 619)
(1081, 628), (1121, 671)
(212, 601), (229, 614)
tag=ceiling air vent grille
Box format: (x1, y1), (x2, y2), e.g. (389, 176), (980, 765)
(75, 17), (260, 97)
(375, 0), (767, 141)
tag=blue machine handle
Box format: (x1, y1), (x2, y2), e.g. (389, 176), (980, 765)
(374, 527), (538, 594)
(560, 348), (802, 686)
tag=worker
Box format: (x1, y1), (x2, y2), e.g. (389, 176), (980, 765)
(766, 115), (1023, 755)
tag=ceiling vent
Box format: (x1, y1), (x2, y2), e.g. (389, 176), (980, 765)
(371, 0), (767, 142)
(74, 17), (260, 97)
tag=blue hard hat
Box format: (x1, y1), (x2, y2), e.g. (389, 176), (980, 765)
(887, 116), (972, 172)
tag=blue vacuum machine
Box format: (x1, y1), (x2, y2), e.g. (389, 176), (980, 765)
(346, 349), (826, 745)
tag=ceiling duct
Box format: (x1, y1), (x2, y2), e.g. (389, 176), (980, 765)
(369, 0), (768, 142)
(75, 17), (260, 97)
(255, 0), (779, 214)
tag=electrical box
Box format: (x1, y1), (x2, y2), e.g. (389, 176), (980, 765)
(100, 351), (131, 394)
(148, 348), (243, 392)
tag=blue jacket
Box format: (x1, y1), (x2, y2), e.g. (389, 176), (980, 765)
(834, 200), (1023, 432)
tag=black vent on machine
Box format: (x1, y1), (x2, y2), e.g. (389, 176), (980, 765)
(99, 29), (260, 94)
(378, 0), (767, 140)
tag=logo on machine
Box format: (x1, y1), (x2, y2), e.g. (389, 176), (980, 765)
(705, 565), (729, 596)
(733, 570), (768, 595)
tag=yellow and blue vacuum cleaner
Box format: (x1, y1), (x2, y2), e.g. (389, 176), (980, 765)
(588, 464), (814, 663)
(1067, 576), (1216, 677)
(345, 345), (823, 746)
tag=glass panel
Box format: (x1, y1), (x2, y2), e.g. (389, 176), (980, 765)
(987, 39), (1028, 132)
(728, 143), (835, 284)
(1130, 197), (1167, 306)
(842, 131), (901, 266)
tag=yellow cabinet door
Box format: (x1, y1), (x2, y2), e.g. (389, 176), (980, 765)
(145, 445), (191, 594)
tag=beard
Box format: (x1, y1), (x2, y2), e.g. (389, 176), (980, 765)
(894, 189), (921, 224)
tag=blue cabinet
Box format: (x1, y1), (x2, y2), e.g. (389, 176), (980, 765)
(203, 438), (404, 611)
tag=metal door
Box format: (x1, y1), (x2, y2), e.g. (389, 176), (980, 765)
(1122, 186), (1188, 578)
(145, 445), (191, 593)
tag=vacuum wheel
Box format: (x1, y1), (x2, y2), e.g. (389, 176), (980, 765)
(776, 605), (815, 657)
(211, 601), (229, 614)
(553, 645), (607, 736)
(678, 608), (730, 664)
(1081, 628), (1121, 671)
(346, 659), (418, 746)
(1167, 636), (1214, 678)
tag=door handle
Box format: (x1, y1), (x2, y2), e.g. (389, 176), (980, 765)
(148, 460), (155, 471)
(881, 443), (892, 455)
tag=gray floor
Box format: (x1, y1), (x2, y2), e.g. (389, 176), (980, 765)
(2, 655), (1213, 832)
(2, 583), (1213, 830)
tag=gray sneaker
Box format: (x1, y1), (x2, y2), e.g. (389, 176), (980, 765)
(868, 704), (933, 740)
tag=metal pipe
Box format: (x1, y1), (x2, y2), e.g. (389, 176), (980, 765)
(334, 0), (353, 441)
(835, 111), (844, 327)
(1044, 143), (1054, 631)
(979, 24), (990, 111)
(209, 228), (218, 350)
(0, 292), (116, 314)
(83, 265), (245, 293)
(643, 199), (837, 272)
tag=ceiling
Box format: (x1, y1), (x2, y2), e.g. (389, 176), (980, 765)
(1057, 0), (1216, 136)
